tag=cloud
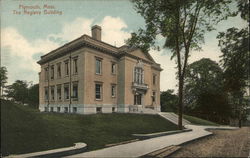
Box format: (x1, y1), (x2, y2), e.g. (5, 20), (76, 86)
(99, 16), (131, 47)
(1, 27), (60, 84)
(150, 49), (178, 92)
(48, 17), (93, 43)
(1, 16), (132, 84)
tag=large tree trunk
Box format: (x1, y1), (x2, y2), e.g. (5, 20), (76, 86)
(178, 76), (184, 130)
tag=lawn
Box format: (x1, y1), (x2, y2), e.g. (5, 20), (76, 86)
(183, 114), (219, 126)
(1, 100), (178, 156)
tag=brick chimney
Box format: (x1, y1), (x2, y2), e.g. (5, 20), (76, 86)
(91, 25), (101, 41)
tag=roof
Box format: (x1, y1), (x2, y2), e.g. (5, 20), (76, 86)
(37, 34), (162, 71)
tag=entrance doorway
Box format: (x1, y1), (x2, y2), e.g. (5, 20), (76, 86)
(134, 94), (142, 105)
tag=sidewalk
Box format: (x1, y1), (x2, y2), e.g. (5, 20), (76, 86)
(66, 125), (237, 157)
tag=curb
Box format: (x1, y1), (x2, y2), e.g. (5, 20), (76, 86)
(165, 133), (213, 157)
(6, 143), (87, 158)
(132, 128), (192, 139)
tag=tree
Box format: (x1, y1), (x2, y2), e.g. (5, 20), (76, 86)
(160, 90), (178, 112)
(217, 0), (249, 127)
(127, 0), (233, 129)
(184, 58), (231, 124)
(5, 80), (29, 104)
(27, 84), (39, 108)
(0, 66), (8, 97)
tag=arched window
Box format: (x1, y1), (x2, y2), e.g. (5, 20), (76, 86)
(134, 67), (144, 84)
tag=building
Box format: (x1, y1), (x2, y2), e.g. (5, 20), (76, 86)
(37, 25), (162, 114)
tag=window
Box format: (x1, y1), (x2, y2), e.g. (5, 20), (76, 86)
(153, 74), (156, 85)
(64, 84), (69, 100)
(45, 87), (49, 101)
(51, 86), (55, 101)
(57, 85), (62, 100)
(72, 82), (78, 99)
(111, 85), (116, 97)
(134, 94), (142, 105)
(95, 58), (102, 74)
(64, 107), (68, 113)
(65, 61), (69, 76)
(111, 63), (116, 74)
(51, 65), (54, 80)
(50, 107), (54, 112)
(73, 107), (77, 113)
(45, 67), (49, 81)
(112, 107), (116, 113)
(96, 107), (102, 113)
(73, 58), (78, 74)
(57, 107), (60, 112)
(57, 63), (61, 78)
(152, 91), (156, 102)
(134, 67), (144, 84)
(95, 83), (102, 100)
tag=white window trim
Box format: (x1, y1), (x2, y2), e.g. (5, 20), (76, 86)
(64, 60), (69, 76)
(95, 58), (102, 75)
(95, 83), (102, 100)
(50, 86), (55, 101)
(72, 82), (78, 99)
(111, 62), (116, 74)
(57, 63), (62, 78)
(64, 84), (70, 100)
(73, 58), (78, 74)
(57, 85), (62, 101)
(111, 84), (116, 97)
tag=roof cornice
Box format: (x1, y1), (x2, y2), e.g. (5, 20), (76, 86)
(37, 35), (119, 65)
(37, 35), (162, 72)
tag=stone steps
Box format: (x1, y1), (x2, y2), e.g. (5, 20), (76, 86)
(159, 112), (191, 125)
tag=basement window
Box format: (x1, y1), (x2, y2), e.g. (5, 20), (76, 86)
(73, 107), (77, 113)
(57, 107), (60, 112)
(96, 107), (102, 113)
(64, 107), (68, 113)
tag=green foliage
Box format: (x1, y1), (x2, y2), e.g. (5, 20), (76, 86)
(183, 114), (220, 126)
(217, 28), (249, 95)
(127, 0), (233, 54)
(184, 58), (231, 124)
(185, 58), (224, 105)
(1, 100), (178, 156)
(27, 84), (39, 108)
(237, 0), (249, 21)
(5, 80), (29, 104)
(217, 0), (249, 124)
(127, 0), (234, 128)
(4, 81), (39, 107)
(160, 90), (178, 112)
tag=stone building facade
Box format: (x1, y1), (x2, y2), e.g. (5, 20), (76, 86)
(37, 25), (162, 114)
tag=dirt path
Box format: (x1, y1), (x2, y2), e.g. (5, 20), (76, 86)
(170, 127), (250, 157)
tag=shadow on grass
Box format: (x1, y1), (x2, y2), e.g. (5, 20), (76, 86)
(1, 100), (178, 156)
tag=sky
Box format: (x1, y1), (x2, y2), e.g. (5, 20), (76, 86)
(0, 0), (248, 92)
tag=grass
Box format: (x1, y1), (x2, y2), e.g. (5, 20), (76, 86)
(1, 100), (178, 156)
(183, 114), (220, 126)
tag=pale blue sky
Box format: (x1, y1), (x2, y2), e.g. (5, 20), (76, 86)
(1, 0), (247, 91)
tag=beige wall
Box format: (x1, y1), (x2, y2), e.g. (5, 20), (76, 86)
(39, 46), (161, 113)
(83, 48), (118, 105)
(39, 48), (85, 108)
(123, 55), (161, 107)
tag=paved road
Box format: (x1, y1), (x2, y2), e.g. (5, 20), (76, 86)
(171, 127), (250, 157)
(65, 125), (237, 157)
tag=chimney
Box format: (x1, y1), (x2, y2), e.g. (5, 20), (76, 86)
(91, 25), (101, 41)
